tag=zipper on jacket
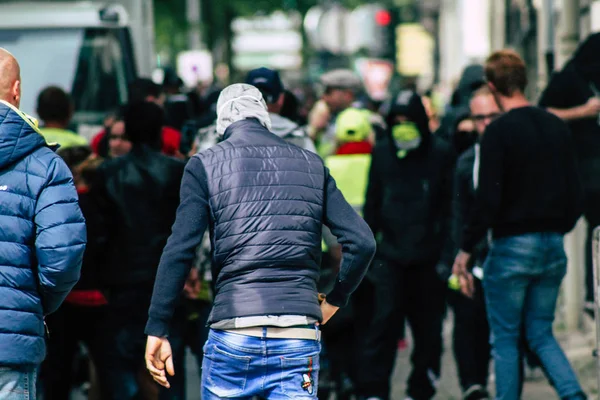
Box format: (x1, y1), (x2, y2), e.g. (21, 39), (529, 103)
(43, 318), (50, 338)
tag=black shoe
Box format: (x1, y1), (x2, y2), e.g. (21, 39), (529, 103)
(464, 384), (489, 400)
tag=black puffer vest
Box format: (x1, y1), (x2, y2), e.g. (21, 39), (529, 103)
(197, 119), (325, 323)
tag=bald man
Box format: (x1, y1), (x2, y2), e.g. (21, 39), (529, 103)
(0, 48), (21, 107)
(0, 48), (86, 397)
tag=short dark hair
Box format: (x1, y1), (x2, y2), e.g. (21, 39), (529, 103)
(124, 102), (164, 149)
(37, 86), (73, 123)
(128, 78), (163, 103)
(485, 50), (527, 96)
(57, 145), (92, 170)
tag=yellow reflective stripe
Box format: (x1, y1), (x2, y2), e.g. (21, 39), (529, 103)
(0, 100), (54, 145)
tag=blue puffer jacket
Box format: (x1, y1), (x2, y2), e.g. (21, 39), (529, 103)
(0, 101), (86, 367)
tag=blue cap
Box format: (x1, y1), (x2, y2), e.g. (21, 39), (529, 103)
(245, 67), (284, 104)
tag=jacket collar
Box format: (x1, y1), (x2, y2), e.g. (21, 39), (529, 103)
(222, 118), (266, 141)
(0, 100), (52, 169)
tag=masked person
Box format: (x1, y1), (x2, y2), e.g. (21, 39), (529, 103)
(448, 86), (500, 400)
(357, 90), (455, 400)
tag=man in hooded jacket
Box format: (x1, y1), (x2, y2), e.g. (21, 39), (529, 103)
(357, 90), (455, 400)
(144, 84), (376, 399)
(539, 33), (600, 313)
(0, 48), (86, 398)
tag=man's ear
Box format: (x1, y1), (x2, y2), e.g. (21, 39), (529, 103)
(12, 79), (20, 108)
(277, 93), (285, 108)
(487, 82), (505, 112)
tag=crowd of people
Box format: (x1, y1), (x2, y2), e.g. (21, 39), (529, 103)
(1, 33), (600, 400)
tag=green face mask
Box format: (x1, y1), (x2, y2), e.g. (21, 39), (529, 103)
(392, 122), (421, 158)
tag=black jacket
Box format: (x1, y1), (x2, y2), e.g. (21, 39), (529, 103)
(451, 146), (488, 265)
(95, 145), (185, 287)
(74, 189), (108, 290)
(364, 134), (455, 266)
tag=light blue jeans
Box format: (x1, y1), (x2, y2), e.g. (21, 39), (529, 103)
(484, 232), (585, 400)
(0, 367), (36, 400)
(202, 328), (321, 399)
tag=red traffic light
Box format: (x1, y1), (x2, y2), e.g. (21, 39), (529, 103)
(375, 10), (392, 26)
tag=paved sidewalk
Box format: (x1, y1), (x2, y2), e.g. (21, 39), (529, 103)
(72, 314), (599, 399)
(391, 315), (598, 400)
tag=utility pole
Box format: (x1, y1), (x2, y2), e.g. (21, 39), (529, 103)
(556, 0), (579, 69)
(489, 0), (506, 51)
(536, 0), (554, 94)
(559, 0), (583, 334)
(186, 0), (203, 50)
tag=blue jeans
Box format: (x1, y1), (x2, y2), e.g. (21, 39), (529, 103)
(0, 367), (36, 400)
(484, 232), (584, 400)
(202, 328), (321, 399)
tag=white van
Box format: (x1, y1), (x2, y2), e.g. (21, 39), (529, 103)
(0, 1), (155, 139)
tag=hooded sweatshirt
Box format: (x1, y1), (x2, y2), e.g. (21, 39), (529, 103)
(364, 91), (455, 265)
(269, 113), (317, 153)
(437, 65), (485, 142)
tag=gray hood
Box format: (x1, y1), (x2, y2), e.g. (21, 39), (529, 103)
(269, 113), (300, 138)
(269, 113), (316, 153)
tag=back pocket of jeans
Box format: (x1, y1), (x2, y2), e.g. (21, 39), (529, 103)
(204, 344), (251, 397)
(280, 354), (319, 398)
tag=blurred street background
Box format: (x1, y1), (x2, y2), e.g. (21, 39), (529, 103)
(2, 0), (600, 399)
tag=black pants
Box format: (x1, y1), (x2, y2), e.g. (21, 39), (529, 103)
(320, 266), (361, 399)
(354, 260), (446, 400)
(102, 285), (154, 400)
(449, 279), (491, 393)
(585, 190), (600, 302)
(42, 303), (108, 399)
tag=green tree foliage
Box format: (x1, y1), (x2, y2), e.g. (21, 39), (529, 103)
(154, 0), (188, 65)
(153, 0), (389, 68)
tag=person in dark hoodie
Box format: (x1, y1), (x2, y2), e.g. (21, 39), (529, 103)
(449, 86), (500, 400)
(357, 90), (455, 400)
(438, 65), (486, 143)
(43, 146), (108, 400)
(93, 102), (186, 399)
(539, 33), (600, 315)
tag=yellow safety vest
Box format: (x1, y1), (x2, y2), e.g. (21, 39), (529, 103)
(325, 153), (371, 213)
(322, 152), (371, 252)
